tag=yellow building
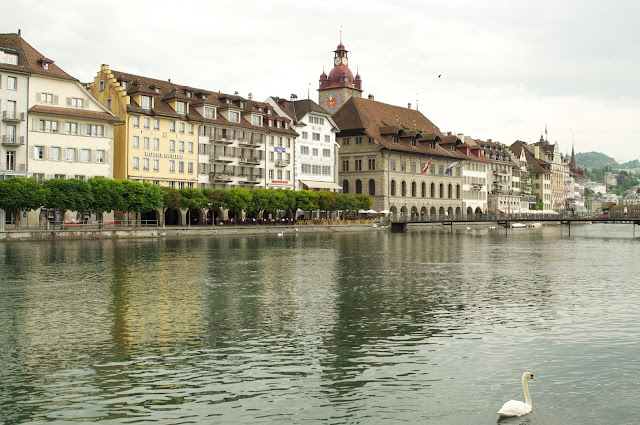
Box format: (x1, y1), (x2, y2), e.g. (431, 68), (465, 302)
(89, 65), (199, 188)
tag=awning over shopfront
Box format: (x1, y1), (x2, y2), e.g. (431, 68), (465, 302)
(299, 180), (343, 191)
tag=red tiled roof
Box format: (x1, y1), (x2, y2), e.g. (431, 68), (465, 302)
(29, 105), (123, 122)
(0, 33), (77, 81)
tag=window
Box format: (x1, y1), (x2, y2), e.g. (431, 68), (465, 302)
(132, 157), (139, 170)
(106, 98), (112, 110)
(390, 159), (396, 171)
(169, 140), (175, 152)
(153, 159), (159, 171)
(75, 175), (85, 181)
(39, 120), (58, 133)
(323, 149), (331, 157)
(269, 170), (274, 179)
(153, 119), (160, 130)
(188, 142), (194, 153)
(179, 141), (185, 152)
(41, 93), (54, 104)
(6, 125), (16, 143)
(141, 95), (151, 109)
(269, 136), (274, 146)
(33, 173), (44, 184)
(66, 148), (76, 161)
(401, 160), (407, 172)
(70, 98), (84, 108)
(133, 116), (140, 127)
(355, 136), (363, 144)
(169, 121), (176, 132)
(143, 137), (150, 149)
(169, 160), (175, 172)
(312, 148), (318, 156)
(355, 159), (362, 171)
(179, 161), (185, 173)
(96, 150), (105, 163)
(176, 101), (186, 114)
(179, 122), (185, 133)
(342, 160), (349, 172)
(342, 137), (349, 146)
(269, 151), (274, 162)
(81, 149), (90, 162)
(369, 179), (376, 195)
(121, 81), (128, 90)
(301, 146), (309, 155)
(133, 136), (140, 148)
(99, 80), (105, 91)
(278, 137), (283, 147)
(6, 151), (15, 171)
(34, 146), (44, 160)
(252, 115), (262, 126)
(312, 133), (321, 141)
(301, 131), (308, 140)
(188, 123), (194, 134)
(7, 76), (17, 90)
(391, 180), (396, 196)
(205, 107), (216, 119)
(65, 122), (78, 134)
(143, 158), (149, 171)
(368, 159), (375, 170)
(188, 162), (194, 174)
(86, 124), (103, 136)
(4, 53), (18, 65)
(54, 174), (66, 180)
(325, 135), (330, 143)
(153, 138), (159, 150)
(143, 117), (150, 129)
(229, 111), (240, 122)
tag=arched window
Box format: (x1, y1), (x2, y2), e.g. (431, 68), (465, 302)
(342, 179), (349, 194)
(421, 182), (426, 197)
(456, 184), (461, 199)
(369, 179), (376, 196)
(439, 183), (444, 198)
(401, 181), (406, 197)
(355, 179), (362, 194)
(431, 182), (436, 198)
(411, 181), (417, 197)
(448, 184), (453, 198)
(390, 180), (396, 196)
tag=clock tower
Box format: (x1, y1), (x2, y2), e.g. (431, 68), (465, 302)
(318, 39), (362, 114)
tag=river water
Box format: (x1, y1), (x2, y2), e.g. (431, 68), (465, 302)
(0, 224), (639, 424)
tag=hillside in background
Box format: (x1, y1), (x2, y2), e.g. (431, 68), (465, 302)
(574, 152), (639, 170)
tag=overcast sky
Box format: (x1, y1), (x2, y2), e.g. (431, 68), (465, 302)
(5, 0), (639, 162)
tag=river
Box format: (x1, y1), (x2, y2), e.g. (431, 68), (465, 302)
(0, 223), (639, 424)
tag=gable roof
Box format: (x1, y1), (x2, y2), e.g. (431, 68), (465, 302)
(0, 33), (77, 81)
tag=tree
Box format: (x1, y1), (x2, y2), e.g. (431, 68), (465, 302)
(316, 191), (338, 213)
(161, 187), (181, 227)
(179, 188), (208, 226)
(224, 188), (252, 222)
(88, 177), (124, 226)
(43, 178), (93, 222)
(341, 193), (361, 213)
(0, 177), (46, 226)
(295, 190), (317, 212)
(119, 180), (163, 226)
(202, 188), (226, 225)
(354, 194), (372, 210)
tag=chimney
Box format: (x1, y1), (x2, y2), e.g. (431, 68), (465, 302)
(18, 29), (21, 37)
(248, 93), (253, 100)
(290, 94), (298, 101)
(447, 131), (452, 136)
(408, 103), (412, 109)
(368, 94), (374, 100)
(487, 138), (492, 142)
(234, 91), (239, 96)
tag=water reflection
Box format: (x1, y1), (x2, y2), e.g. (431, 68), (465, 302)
(0, 225), (639, 424)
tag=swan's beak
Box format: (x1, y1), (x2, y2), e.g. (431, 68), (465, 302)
(531, 376), (536, 381)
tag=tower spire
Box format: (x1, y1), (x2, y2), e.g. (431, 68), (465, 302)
(340, 26), (342, 44)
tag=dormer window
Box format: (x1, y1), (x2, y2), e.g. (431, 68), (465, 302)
(204, 107), (216, 119)
(176, 101), (187, 114)
(267, 109), (272, 115)
(229, 111), (240, 123)
(252, 115), (262, 126)
(187, 91), (192, 98)
(155, 88), (161, 94)
(3, 52), (18, 65)
(121, 81), (128, 90)
(141, 95), (152, 109)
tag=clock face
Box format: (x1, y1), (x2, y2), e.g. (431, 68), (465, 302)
(325, 94), (339, 112)
(342, 57), (348, 65)
(334, 57), (341, 66)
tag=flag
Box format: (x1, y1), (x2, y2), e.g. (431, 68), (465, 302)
(421, 158), (433, 173)
(445, 161), (459, 175)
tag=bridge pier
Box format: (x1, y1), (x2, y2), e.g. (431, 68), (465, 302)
(390, 222), (407, 233)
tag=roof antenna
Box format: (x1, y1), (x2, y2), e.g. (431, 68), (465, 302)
(416, 92), (419, 111)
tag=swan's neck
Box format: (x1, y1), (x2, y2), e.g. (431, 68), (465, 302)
(522, 375), (532, 406)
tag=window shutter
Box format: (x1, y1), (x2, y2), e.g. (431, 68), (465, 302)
(35, 92), (41, 103)
(32, 118), (39, 130)
(45, 147), (50, 159)
(53, 95), (58, 105)
(66, 97), (72, 107)
(91, 149), (96, 162)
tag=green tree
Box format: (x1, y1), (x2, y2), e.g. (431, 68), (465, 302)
(295, 190), (317, 212)
(202, 188), (226, 225)
(43, 178), (93, 222)
(161, 187), (181, 227)
(224, 188), (252, 222)
(354, 194), (372, 210)
(0, 177), (46, 226)
(88, 178), (124, 226)
(180, 187), (208, 226)
(120, 180), (163, 226)
(341, 193), (361, 213)
(317, 191), (338, 213)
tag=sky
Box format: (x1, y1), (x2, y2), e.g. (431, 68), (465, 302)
(4, 0), (639, 162)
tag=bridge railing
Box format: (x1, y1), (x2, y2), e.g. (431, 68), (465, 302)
(391, 211), (640, 223)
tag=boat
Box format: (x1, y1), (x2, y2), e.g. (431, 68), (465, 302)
(510, 223), (527, 228)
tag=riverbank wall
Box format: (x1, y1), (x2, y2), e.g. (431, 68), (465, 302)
(0, 223), (385, 242)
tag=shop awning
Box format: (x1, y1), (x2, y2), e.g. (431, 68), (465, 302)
(299, 180), (343, 190)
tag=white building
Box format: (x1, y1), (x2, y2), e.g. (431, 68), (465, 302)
(266, 96), (341, 192)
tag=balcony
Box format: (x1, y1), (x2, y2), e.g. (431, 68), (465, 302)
(2, 111), (25, 122)
(210, 133), (233, 144)
(238, 157), (260, 165)
(238, 174), (262, 184)
(275, 159), (289, 167)
(239, 139), (261, 147)
(1, 135), (24, 146)
(209, 154), (235, 163)
(209, 172), (233, 182)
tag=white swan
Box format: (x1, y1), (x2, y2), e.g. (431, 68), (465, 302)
(497, 372), (536, 418)
(277, 231), (284, 236)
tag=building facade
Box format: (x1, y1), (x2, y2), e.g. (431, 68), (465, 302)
(318, 40), (362, 114)
(266, 96), (341, 192)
